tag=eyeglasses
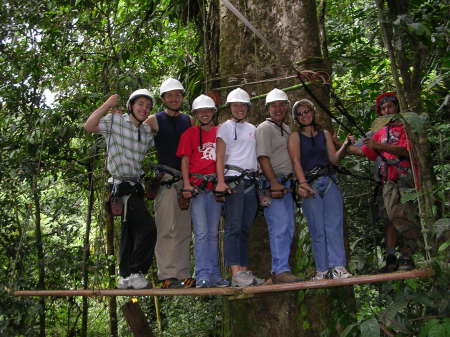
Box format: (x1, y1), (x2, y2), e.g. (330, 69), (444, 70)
(295, 109), (313, 116)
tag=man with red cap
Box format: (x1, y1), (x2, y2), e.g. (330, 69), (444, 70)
(345, 92), (420, 271)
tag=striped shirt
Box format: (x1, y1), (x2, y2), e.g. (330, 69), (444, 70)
(98, 113), (154, 179)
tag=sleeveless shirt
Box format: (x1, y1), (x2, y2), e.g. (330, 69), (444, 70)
(299, 130), (330, 172)
(154, 111), (191, 170)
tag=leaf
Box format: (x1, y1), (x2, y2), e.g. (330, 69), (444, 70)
(400, 188), (418, 203)
(381, 299), (409, 325)
(432, 218), (450, 239)
(340, 322), (359, 337)
(407, 22), (430, 37)
(438, 240), (450, 253)
(371, 115), (395, 133)
(402, 112), (428, 133)
(360, 318), (380, 337)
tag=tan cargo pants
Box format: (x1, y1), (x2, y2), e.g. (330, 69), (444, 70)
(154, 177), (192, 280)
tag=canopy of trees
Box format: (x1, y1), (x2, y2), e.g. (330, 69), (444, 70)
(0, 0), (448, 336)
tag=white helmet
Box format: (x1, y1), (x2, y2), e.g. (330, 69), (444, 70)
(265, 88), (289, 105)
(126, 89), (154, 111)
(159, 78), (185, 96)
(226, 88), (251, 105)
(292, 98), (316, 121)
(191, 94), (217, 112)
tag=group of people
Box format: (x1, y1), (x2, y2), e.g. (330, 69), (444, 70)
(84, 78), (420, 289)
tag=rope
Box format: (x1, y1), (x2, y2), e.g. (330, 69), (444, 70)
(201, 0), (208, 92)
(211, 75), (298, 91)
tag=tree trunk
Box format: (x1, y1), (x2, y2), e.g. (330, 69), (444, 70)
(106, 210), (118, 337)
(215, 1), (354, 335)
(31, 174), (46, 337)
(122, 301), (155, 337)
(375, 0), (436, 256)
(81, 148), (96, 337)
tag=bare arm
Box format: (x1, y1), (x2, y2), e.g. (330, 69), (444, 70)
(288, 132), (315, 198)
(180, 155), (195, 198)
(335, 135), (355, 162)
(364, 138), (410, 158)
(84, 94), (119, 133)
(215, 137), (229, 192)
(324, 130), (339, 164)
(258, 156), (285, 197)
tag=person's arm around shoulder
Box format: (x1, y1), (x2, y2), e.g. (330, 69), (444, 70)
(145, 114), (159, 134)
(288, 132), (315, 198)
(84, 94), (119, 133)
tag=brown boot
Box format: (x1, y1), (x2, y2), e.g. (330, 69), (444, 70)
(273, 272), (301, 284)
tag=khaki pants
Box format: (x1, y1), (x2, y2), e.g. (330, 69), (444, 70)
(154, 178), (192, 280)
(382, 173), (420, 253)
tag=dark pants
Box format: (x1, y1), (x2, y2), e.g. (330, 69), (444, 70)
(223, 179), (258, 266)
(117, 190), (156, 278)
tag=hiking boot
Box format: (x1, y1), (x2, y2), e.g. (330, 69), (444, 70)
(196, 280), (210, 288)
(311, 271), (327, 281)
(117, 276), (129, 289)
(273, 272), (302, 284)
(380, 254), (398, 273)
(161, 278), (184, 289)
(180, 277), (196, 288)
(330, 266), (352, 279)
(211, 278), (230, 288)
(128, 273), (149, 289)
(398, 256), (415, 271)
(231, 271), (256, 287)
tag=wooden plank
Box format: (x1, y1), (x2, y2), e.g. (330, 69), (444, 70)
(10, 269), (433, 297)
(121, 301), (155, 337)
(242, 269), (434, 295)
(11, 286), (240, 297)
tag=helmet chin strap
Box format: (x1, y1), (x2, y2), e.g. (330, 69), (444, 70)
(129, 109), (144, 142)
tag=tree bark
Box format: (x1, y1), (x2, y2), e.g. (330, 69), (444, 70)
(122, 301), (155, 337)
(81, 148), (96, 337)
(106, 210), (118, 337)
(215, 1), (354, 335)
(31, 174), (46, 337)
(375, 0), (436, 255)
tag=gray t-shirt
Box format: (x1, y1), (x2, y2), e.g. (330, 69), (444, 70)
(256, 119), (293, 176)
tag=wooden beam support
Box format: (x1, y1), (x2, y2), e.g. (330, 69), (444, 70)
(10, 269), (433, 298)
(121, 301), (155, 337)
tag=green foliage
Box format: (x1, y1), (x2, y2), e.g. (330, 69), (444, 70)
(0, 0), (448, 336)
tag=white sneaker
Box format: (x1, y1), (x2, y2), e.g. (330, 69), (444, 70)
(311, 271), (327, 280)
(331, 266), (352, 279)
(117, 276), (129, 289)
(246, 271), (265, 285)
(231, 271), (256, 287)
(128, 273), (149, 289)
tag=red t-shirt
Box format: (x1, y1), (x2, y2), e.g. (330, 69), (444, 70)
(361, 123), (411, 181)
(176, 125), (218, 189)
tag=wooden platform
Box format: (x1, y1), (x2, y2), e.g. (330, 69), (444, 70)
(11, 269), (433, 298)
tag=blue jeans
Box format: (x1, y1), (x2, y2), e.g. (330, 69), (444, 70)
(191, 190), (223, 282)
(263, 180), (295, 274)
(302, 176), (346, 272)
(223, 179), (258, 266)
